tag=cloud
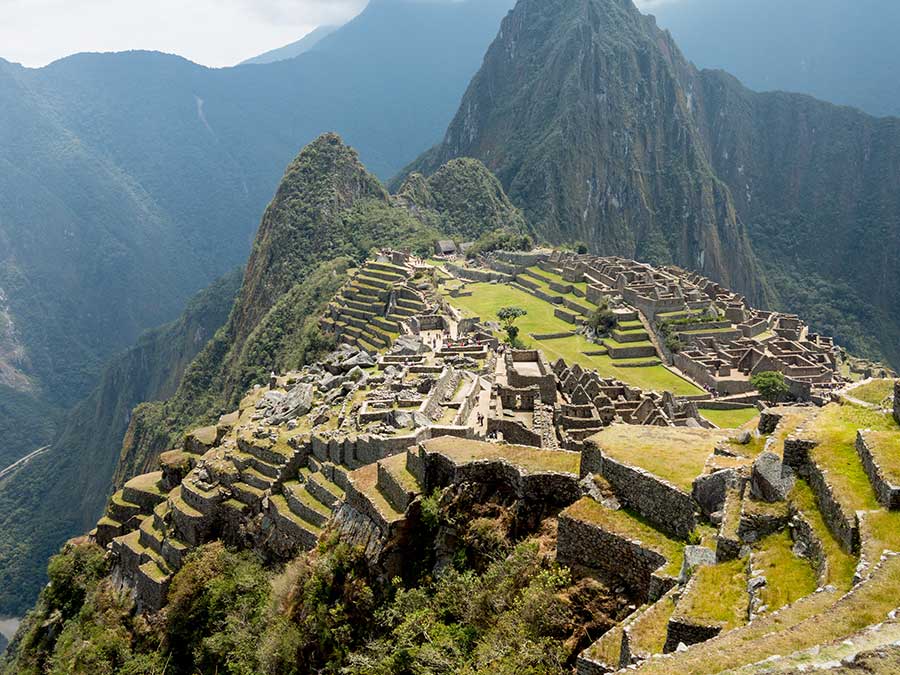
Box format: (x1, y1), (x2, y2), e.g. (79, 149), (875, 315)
(0, 0), (369, 68)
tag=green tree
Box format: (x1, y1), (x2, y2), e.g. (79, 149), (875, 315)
(497, 307), (527, 348)
(751, 371), (790, 404)
(588, 303), (617, 335)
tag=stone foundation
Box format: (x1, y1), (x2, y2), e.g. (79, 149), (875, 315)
(557, 513), (676, 603)
(857, 430), (900, 509)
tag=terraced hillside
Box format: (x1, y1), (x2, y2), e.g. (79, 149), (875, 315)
(5, 249), (898, 674)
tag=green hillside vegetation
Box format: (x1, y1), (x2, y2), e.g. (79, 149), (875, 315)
(0, 270), (240, 616)
(3, 494), (619, 675)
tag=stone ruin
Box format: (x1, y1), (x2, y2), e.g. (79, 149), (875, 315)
(87, 248), (900, 674)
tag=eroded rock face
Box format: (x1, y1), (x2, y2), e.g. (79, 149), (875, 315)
(750, 452), (795, 502)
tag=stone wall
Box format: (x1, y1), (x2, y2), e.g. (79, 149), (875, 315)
(855, 431), (900, 510)
(445, 262), (510, 284)
(584, 448), (697, 539)
(487, 417), (542, 447)
(557, 512), (676, 603)
(420, 450), (581, 507)
(789, 508), (828, 584)
(894, 382), (900, 425)
(554, 307), (579, 324)
(664, 615), (721, 652)
(784, 437), (860, 553)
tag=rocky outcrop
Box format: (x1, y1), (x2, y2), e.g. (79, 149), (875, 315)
(750, 453), (795, 503)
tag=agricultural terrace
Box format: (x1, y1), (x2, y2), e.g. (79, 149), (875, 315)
(698, 407), (760, 429)
(848, 378), (896, 406)
(591, 425), (728, 492)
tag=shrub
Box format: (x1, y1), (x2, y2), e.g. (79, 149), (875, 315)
(497, 306), (528, 348)
(588, 304), (617, 335)
(751, 371), (790, 404)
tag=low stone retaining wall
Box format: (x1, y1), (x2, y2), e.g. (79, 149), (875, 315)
(513, 281), (562, 306)
(563, 297), (593, 316)
(664, 613), (722, 652)
(582, 443), (697, 539)
(557, 512), (677, 603)
(445, 263), (510, 284)
(784, 437), (860, 553)
(531, 331), (576, 340)
(555, 307), (579, 324)
(789, 507), (829, 584)
(606, 342), (657, 359)
(487, 417), (542, 447)
(855, 430), (900, 509)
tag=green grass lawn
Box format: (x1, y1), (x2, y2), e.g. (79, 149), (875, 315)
(754, 530), (819, 613)
(443, 282), (703, 396)
(850, 379), (896, 406)
(676, 558), (749, 630)
(699, 407), (760, 429)
(628, 592), (679, 657)
(593, 425), (727, 492)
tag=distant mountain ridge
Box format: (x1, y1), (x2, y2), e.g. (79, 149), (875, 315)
(0, 0), (517, 618)
(240, 25), (340, 65)
(649, 0), (900, 119)
(410, 0), (900, 366)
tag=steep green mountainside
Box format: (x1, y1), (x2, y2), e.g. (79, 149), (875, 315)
(0, 134), (522, 616)
(694, 71), (900, 365)
(409, 0), (900, 365)
(408, 0), (766, 305)
(0, 0), (516, 470)
(396, 159), (527, 241)
(117, 135), (524, 484)
(240, 25), (340, 65)
(0, 271), (240, 616)
(648, 0), (900, 118)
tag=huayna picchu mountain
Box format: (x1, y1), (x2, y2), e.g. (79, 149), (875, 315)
(408, 0), (900, 368)
(408, 0), (767, 306)
(115, 133), (525, 499)
(6, 240), (900, 673)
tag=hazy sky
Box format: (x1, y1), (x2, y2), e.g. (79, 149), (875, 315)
(1, 0), (675, 69)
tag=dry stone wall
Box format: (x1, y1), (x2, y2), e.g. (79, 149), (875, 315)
(784, 437), (860, 553)
(581, 443), (697, 539)
(895, 382), (900, 424)
(557, 512), (677, 603)
(855, 431), (900, 510)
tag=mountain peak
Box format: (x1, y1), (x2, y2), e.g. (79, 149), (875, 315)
(408, 0), (765, 302)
